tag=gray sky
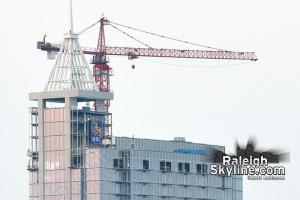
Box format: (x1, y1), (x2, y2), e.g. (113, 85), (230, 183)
(0, 0), (299, 199)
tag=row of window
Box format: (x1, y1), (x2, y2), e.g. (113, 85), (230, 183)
(113, 158), (130, 169)
(113, 159), (208, 174)
(159, 161), (208, 174)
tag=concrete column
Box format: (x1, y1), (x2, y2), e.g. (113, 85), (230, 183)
(96, 99), (106, 112)
(37, 100), (45, 200)
(64, 97), (77, 200)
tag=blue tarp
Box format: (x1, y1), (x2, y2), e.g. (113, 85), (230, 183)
(174, 148), (207, 155)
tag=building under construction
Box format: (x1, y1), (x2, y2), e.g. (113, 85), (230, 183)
(27, 1), (257, 200)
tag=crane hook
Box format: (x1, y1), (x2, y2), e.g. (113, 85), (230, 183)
(131, 59), (136, 69)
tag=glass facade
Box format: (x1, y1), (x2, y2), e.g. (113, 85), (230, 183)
(43, 108), (66, 200)
(29, 171), (38, 200)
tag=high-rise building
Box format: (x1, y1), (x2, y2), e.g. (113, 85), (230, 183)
(27, 1), (242, 199)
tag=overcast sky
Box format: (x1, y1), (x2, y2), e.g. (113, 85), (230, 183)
(0, 0), (299, 199)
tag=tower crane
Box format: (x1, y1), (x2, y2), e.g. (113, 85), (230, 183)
(37, 17), (257, 111)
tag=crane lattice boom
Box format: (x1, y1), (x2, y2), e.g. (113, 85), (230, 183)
(38, 43), (257, 61)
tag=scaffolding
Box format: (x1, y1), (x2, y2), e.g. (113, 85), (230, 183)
(70, 107), (113, 168)
(27, 107), (39, 171)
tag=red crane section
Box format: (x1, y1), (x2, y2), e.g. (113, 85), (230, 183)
(91, 18), (112, 111)
(39, 44), (257, 61)
(37, 17), (257, 112)
(86, 46), (257, 60)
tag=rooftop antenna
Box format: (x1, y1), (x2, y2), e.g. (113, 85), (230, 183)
(69, 0), (74, 33)
(131, 134), (135, 149)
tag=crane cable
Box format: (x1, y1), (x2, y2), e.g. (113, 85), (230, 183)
(78, 20), (100, 35)
(78, 19), (232, 52)
(108, 23), (153, 49)
(107, 20), (230, 52)
(78, 19), (153, 49)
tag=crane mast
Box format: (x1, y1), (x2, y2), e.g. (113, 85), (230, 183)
(91, 18), (112, 111)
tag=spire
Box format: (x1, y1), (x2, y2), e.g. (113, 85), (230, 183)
(69, 0), (74, 33)
(44, 0), (96, 92)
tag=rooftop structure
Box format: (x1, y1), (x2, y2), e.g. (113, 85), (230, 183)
(44, 32), (96, 92)
(44, 1), (96, 92)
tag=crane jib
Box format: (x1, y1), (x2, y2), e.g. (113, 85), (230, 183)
(37, 42), (257, 61)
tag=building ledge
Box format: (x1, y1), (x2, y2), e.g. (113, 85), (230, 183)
(29, 90), (113, 101)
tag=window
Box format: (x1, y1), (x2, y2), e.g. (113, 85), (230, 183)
(203, 164), (207, 174)
(72, 155), (82, 167)
(196, 164), (201, 173)
(222, 176), (225, 188)
(179, 162), (190, 172)
(196, 164), (208, 174)
(143, 160), (149, 170)
(113, 158), (125, 169)
(119, 159), (124, 169)
(113, 159), (119, 168)
(166, 162), (171, 171)
(184, 163), (190, 173)
(178, 163), (183, 172)
(160, 161), (165, 171)
(160, 161), (172, 172)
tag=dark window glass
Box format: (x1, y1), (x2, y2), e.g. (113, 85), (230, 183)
(160, 161), (171, 171)
(113, 159), (118, 168)
(143, 160), (149, 170)
(72, 155), (82, 167)
(184, 163), (190, 173)
(197, 164), (207, 174)
(160, 161), (165, 171)
(119, 159), (124, 169)
(196, 164), (201, 173)
(203, 164), (207, 174)
(166, 162), (171, 172)
(178, 163), (183, 172)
